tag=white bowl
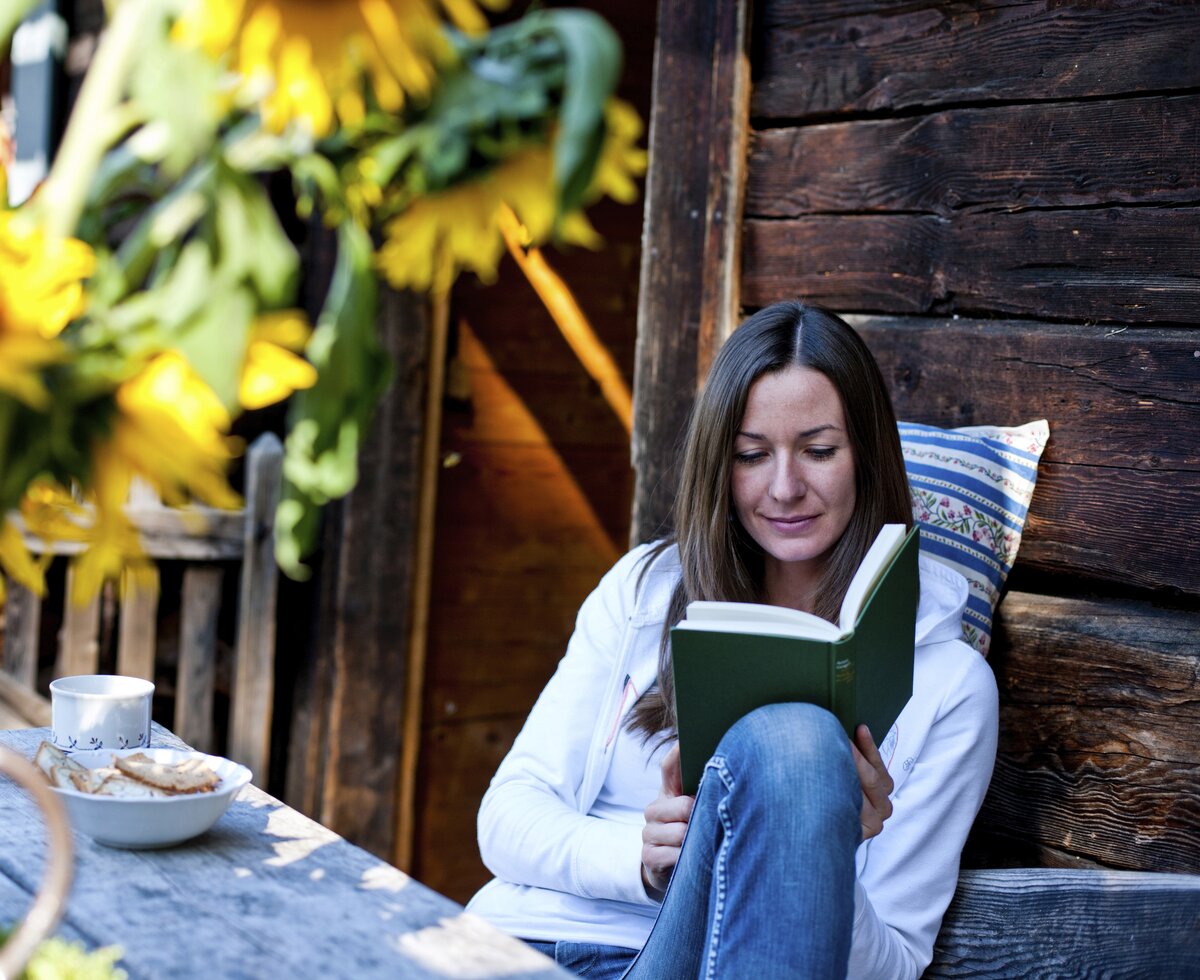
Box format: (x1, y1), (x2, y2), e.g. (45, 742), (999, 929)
(50, 748), (252, 849)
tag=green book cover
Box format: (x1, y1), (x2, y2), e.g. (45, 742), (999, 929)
(669, 525), (920, 794)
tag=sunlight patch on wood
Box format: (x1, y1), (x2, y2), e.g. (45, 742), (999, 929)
(395, 913), (556, 978)
(263, 804), (339, 867)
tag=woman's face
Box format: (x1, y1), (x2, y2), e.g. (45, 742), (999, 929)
(730, 365), (857, 588)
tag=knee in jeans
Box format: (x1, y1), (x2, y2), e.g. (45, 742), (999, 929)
(716, 703), (854, 793)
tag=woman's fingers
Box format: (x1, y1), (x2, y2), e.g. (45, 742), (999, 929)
(660, 742), (684, 797)
(853, 724), (894, 841)
(641, 742), (694, 897)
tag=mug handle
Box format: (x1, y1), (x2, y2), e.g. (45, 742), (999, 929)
(0, 747), (73, 980)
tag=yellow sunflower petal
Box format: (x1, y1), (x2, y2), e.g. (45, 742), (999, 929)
(240, 341), (318, 410)
(0, 519), (47, 597)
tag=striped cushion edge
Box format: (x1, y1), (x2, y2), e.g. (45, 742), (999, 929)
(899, 420), (1050, 655)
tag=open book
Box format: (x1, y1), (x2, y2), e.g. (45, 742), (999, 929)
(670, 524), (920, 793)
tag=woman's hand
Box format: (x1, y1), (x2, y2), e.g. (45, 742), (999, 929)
(641, 742), (694, 899)
(852, 724), (895, 841)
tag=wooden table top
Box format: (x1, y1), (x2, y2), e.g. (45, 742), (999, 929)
(0, 725), (565, 979)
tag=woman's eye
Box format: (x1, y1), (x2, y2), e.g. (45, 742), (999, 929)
(808, 446), (838, 460)
(734, 451), (765, 464)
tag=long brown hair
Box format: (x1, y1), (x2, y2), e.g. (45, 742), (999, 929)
(628, 302), (912, 740)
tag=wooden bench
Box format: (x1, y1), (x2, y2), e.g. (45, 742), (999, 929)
(630, 0), (1200, 973)
(0, 433), (283, 783)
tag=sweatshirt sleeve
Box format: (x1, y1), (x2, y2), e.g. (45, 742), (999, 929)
(846, 645), (999, 980)
(475, 548), (660, 909)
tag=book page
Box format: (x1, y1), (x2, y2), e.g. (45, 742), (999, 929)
(838, 524), (907, 633)
(675, 616), (843, 642)
(682, 601), (842, 640)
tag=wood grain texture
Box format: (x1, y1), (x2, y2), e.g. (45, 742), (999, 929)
(0, 727), (567, 980)
(18, 509), (245, 561)
(927, 868), (1200, 978)
(297, 288), (430, 860)
(742, 208), (1200, 323)
(413, 716), (523, 905)
(752, 0), (1200, 118)
(975, 592), (1200, 873)
(175, 566), (222, 753)
(850, 316), (1200, 592)
(632, 0), (753, 542)
(115, 572), (157, 682)
(0, 673), (50, 727)
(229, 433), (283, 785)
(449, 367), (631, 450)
(1, 584), (40, 688)
(747, 95), (1200, 217)
(395, 294), (450, 872)
(57, 567), (100, 677)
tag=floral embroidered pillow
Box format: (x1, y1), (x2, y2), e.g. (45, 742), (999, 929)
(898, 420), (1050, 655)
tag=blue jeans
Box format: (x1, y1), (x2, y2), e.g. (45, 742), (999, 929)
(529, 703), (861, 979)
(525, 941), (637, 979)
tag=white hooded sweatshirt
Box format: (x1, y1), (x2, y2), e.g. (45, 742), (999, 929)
(468, 543), (998, 979)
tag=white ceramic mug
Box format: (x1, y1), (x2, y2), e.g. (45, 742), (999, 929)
(49, 675), (154, 752)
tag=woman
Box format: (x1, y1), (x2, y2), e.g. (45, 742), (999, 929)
(467, 302), (999, 979)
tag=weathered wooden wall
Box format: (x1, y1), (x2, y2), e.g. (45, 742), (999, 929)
(633, 0), (1200, 873)
(408, 0), (656, 903)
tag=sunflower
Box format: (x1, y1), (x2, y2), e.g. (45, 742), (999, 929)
(239, 309), (317, 410)
(68, 352), (241, 601)
(175, 0), (505, 136)
(0, 518), (49, 600)
(0, 212), (95, 408)
(376, 98), (646, 294)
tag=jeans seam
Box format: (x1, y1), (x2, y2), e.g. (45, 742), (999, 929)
(704, 759), (736, 980)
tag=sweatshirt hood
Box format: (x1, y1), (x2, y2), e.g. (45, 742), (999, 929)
(914, 554), (970, 647)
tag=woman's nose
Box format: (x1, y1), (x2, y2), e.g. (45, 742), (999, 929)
(769, 459), (806, 500)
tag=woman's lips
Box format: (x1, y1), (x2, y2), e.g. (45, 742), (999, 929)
(763, 514), (818, 533)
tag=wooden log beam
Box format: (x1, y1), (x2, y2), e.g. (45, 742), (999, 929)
(747, 95), (1200, 217)
(752, 1), (1200, 119)
(632, 0), (752, 543)
(928, 868), (1200, 978)
(976, 592), (1200, 873)
(853, 316), (1200, 592)
(742, 208), (1200, 323)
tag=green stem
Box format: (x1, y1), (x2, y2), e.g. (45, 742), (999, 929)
(34, 0), (151, 239)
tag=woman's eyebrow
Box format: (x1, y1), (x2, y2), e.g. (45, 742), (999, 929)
(736, 424), (842, 440)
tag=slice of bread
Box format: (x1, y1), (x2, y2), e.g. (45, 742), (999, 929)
(91, 768), (172, 798)
(35, 741), (88, 789)
(113, 752), (220, 794)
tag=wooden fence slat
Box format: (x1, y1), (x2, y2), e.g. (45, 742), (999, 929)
(116, 568), (158, 682)
(229, 433), (283, 785)
(0, 672), (50, 727)
(2, 583), (41, 688)
(752, 1), (1200, 119)
(19, 508), (245, 561)
(742, 209), (1200, 323)
(928, 868), (1200, 978)
(57, 565), (100, 677)
(747, 95), (1200, 217)
(974, 592), (1199, 873)
(286, 286), (430, 858)
(176, 565), (223, 754)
